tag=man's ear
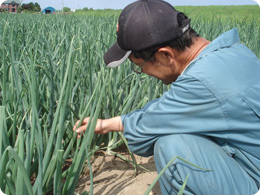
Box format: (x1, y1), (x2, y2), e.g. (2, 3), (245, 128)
(155, 47), (175, 66)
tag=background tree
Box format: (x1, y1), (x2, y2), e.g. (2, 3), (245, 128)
(83, 7), (89, 11)
(21, 2), (41, 12)
(34, 2), (41, 12)
(63, 7), (71, 13)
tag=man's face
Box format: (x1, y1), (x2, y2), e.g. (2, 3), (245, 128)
(129, 54), (178, 85)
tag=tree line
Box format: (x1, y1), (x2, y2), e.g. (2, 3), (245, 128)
(21, 2), (41, 13)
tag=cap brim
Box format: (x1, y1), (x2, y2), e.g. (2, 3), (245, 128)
(104, 42), (131, 68)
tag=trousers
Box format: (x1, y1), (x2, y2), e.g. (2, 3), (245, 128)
(154, 134), (259, 195)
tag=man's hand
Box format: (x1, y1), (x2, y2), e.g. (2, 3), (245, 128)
(73, 116), (124, 137)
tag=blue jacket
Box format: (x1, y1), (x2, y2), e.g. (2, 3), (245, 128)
(121, 28), (260, 186)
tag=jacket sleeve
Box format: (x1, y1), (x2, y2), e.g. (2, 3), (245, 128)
(121, 75), (228, 157)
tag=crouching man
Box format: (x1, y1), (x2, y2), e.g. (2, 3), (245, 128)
(74, 0), (260, 194)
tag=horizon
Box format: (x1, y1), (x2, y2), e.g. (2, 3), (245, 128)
(19, 0), (259, 11)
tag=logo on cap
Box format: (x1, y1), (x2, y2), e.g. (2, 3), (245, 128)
(182, 23), (190, 33)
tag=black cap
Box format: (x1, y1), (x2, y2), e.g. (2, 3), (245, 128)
(104, 0), (190, 68)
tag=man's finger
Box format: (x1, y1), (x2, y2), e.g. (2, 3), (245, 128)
(83, 117), (89, 123)
(75, 125), (87, 133)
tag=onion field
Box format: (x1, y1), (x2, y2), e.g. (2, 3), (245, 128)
(0, 6), (259, 195)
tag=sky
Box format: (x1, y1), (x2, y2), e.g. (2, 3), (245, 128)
(19, 0), (259, 10)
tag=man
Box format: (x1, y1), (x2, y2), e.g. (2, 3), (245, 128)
(74, 0), (260, 194)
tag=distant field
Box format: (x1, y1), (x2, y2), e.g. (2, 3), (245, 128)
(176, 5), (260, 21)
(74, 5), (260, 21)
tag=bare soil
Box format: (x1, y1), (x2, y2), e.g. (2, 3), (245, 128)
(76, 151), (161, 195)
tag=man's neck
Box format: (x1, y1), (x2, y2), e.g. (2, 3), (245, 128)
(177, 37), (210, 74)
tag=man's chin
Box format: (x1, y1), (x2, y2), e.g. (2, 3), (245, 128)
(162, 80), (171, 85)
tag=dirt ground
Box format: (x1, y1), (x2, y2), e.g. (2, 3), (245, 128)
(75, 150), (260, 195)
(76, 151), (161, 195)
